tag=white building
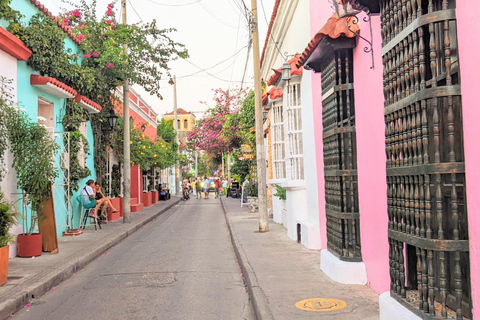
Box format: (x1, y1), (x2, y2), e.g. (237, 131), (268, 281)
(261, 0), (320, 249)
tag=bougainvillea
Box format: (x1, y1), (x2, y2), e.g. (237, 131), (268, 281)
(188, 87), (248, 155)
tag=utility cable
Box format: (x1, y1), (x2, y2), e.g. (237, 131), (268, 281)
(259, 0), (286, 61)
(147, 0), (202, 6)
(127, 0), (143, 22)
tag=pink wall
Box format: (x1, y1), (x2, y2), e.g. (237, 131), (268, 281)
(457, 3), (480, 317)
(353, 14), (390, 294)
(308, 0), (333, 250)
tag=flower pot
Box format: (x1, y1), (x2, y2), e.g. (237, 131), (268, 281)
(0, 245), (9, 286)
(17, 233), (42, 258)
(142, 192), (152, 208)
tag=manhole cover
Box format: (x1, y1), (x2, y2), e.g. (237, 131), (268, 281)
(295, 298), (347, 312)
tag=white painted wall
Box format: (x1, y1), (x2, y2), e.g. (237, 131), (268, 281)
(262, 0), (321, 249)
(0, 50), (22, 258)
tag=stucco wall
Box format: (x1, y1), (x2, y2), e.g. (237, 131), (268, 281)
(353, 14), (390, 294)
(308, 0), (334, 250)
(457, 2), (480, 317)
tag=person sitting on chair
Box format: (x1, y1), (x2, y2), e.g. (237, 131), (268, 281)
(94, 182), (119, 219)
(81, 180), (99, 218)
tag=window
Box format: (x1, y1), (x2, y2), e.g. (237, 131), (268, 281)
(286, 82), (304, 180)
(177, 119), (181, 130)
(272, 101), (286, 180)
(184, 119), (188, 131)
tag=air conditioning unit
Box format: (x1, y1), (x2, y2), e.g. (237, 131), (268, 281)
(61, 152), (70, 170)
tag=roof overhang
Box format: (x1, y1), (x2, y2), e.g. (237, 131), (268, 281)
(304, 37), (357, 73)
(31, 75), (77, 98)
(297, 14), (360, 72)
(74, 95), (102, 113)
(0, 27), (32, 61)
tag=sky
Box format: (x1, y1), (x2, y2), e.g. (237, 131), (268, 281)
(37, 0), (275, 119)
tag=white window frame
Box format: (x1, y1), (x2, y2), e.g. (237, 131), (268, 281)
(285, 81), (304, 180)
(272, 101), (286, 180)
(78, 121), (87, 169)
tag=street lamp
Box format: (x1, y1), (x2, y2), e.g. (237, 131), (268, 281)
(107, 109), (118, 130)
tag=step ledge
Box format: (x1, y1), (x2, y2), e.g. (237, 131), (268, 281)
(379, 292), (421, 320)
(320, 249), (367, 285)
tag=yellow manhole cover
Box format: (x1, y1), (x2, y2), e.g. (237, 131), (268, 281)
(295, 298), (347, 312)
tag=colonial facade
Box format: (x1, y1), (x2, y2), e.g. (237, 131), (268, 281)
(261, 0), (320, 249)
(264, 0), (479, 318)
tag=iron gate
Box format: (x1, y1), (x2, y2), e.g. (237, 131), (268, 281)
(381, 0), (471, 318)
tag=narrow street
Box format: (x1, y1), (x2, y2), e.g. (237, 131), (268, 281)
(12, 198), (253, 320)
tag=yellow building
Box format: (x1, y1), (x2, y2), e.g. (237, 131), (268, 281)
(164, 108), (195, 132)
(163, 108), (196, 145)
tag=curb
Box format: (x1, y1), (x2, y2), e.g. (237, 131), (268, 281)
(0, 198), (181, 320)
(220, 198), (274, 320)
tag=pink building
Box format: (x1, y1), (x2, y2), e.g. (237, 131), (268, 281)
(264, 0), (477, 318)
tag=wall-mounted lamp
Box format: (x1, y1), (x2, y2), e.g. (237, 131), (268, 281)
(141, 124), (146, 132)
(281, 61), (291, 82)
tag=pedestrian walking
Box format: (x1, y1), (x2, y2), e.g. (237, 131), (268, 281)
(192, 179), (197, 197)
(215, 178), (221, 199)
(203, 176), (210, 199)
(196, 177), (202, 198)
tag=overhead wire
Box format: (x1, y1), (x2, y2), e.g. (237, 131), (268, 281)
(197, 1), (239, 28)
(259, 0), (286, 60)
(147, 0), (202, 7)
(128, 0), (144, 23)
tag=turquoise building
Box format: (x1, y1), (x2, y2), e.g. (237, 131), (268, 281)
(0, 0), (100, 251)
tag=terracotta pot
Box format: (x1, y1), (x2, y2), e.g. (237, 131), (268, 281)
(0, 245), (9, 286)
(17, 233), (42, 258)
(142, 192), (152, 207)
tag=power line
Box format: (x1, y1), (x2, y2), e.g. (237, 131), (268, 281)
(147, 0), (202, 6)
(183, 59), (253, 84)
(128, 0), (143, 22)
(259, 0), (286, 60)
(197, 1), (239, 28)
(177, 45), (248, 80)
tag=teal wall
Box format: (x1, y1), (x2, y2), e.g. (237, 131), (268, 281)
(4, 0), (97, 236)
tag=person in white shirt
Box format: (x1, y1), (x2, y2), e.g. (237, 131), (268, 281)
(81, 179), (99, 218)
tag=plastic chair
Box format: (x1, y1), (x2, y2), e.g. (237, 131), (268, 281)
(76, 195), (101, 230)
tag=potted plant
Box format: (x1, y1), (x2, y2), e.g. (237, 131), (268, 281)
(0, 191), (19, 286)
(5, 102), (58, 257)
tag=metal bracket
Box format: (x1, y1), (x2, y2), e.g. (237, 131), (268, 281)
(346, 14), (374, 69)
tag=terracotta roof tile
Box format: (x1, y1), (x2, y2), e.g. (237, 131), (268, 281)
(74, 95), (102, 113)
(260, 0), (281, 68)
(268, 87), (283, 101)
(297, 13), (359, 68)
(165, 108), (191, 115)
(0, 27), (32, 61)
(29, 0), (82, 45)
(31, 74), (77, 96)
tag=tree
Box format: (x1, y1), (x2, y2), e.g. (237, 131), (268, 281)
(188, 87), (247, 156)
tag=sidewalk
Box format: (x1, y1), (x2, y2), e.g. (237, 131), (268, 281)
(221, 197), (380, 320)
(0, 196), (181, 320)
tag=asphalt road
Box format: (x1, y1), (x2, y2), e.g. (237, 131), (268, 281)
(12, 197), (254, 320)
